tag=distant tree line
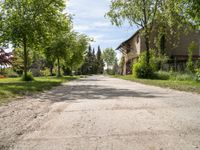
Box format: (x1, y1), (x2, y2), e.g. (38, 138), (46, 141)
(81, 45), (104, 75)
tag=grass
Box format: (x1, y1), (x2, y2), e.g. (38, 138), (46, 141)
(0, 76), (79, 105)
(113, 74), (200, 94)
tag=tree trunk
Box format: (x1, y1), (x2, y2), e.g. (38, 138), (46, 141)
(71, 65), (73, 76)
(144, 35), (150, 65)
(57, 57), (61, 77)
(23, 37), (28, 80)
(50, 66), (53, 76)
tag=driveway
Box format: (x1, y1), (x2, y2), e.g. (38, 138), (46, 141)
(1, 75), (200, 150)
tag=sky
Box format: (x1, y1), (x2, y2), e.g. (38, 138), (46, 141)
(67, 0), (138, 53)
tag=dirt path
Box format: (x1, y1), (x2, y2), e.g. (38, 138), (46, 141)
(1, 75), (200, 150)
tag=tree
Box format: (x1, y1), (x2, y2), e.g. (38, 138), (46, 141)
(44, 47), (56, 76)
(106, 0), (192, 65)
(64, 33), (89, 75)
(12, 48), (26, 75)
(96, 46), (104, 74)
(183, 0), (200, 27)
(81, 45), (93, 75)
(1, 0), (67, 80)
(103, 48), (116, 69)
(47, 33), (72, 77)
(107, 0), (161, 65)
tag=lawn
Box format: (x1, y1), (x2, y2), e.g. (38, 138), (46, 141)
(0, 76), (79, 105)
(113, 75), (200, 94)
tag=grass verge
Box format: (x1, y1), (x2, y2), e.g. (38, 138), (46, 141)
(0, 76), (79, 105)
(113, 75), (200, 94)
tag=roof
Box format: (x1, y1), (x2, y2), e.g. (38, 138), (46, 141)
(116, 28), (142, 50)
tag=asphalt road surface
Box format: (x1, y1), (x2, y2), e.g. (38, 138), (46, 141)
(1, 75), (200, 150)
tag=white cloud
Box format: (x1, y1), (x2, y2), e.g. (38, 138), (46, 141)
(67, 0), (138, 50)
(73, 25), (90, 32)
(93, 22), (110, 27)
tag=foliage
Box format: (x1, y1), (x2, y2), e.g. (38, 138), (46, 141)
(0, 68), (19, 78)
(64, 33), (89, 74)
(195, 69), (200, 82)
(30, 51), (46, 77)
(1, 0), (68, 80)
(106, 0), (163, 64)
(12, 48), (25, 75)
(183, 0), (200, 27)
(150, 49), (169, 71)
(133, 62), (154, 79)
(132, 52), (155, 79)
(106, 68), (115, 75)
(21, 72), (34, 81)
(103, 48), (116, 68)
(96, 46), (104, 74)
(106, 0), (194, 65)
(81, 45), (104, 75)
(81, 45), (93, 75)
(47, 34), (71, 77)
(186, 41), (197, 73)
(153, 71), (196, 81)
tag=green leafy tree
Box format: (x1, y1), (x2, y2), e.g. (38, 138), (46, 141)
(47, 34), (72, 77)
(106, 0), (193, 66)
(1, 0), (67, 80)
(106, 0), (162, 65)
(44, 47), (56, 76)
(103, 48), (116, 69)
(12, 48), (30, 75)
(64, 34), (89, 75)
(183, 0), (200, 27)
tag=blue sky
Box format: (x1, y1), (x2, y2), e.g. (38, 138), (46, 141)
(67, 0), (138, 52)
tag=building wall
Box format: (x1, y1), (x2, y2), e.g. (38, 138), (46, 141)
(166, 30), (200, 57)
(121, 29), (200, 75)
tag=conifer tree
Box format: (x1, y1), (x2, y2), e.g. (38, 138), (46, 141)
(97, 46), (104, 74)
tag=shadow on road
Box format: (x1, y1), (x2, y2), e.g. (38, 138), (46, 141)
(32, 78), (165, 103)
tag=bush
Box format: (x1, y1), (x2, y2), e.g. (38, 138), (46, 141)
(133, 62), (154, 79)
(40, 68), (50, 77)
(195, 69), (200, 81)
(0, 68), (19, 78)
(132, 52), (155, 79)
(21, 72), (34, 81)
(106, 68), (115, 75)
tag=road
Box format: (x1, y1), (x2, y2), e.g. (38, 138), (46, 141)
(1, 75), (200, 150)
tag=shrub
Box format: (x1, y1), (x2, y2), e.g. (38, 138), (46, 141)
(195, 69), (200, 81)
(106, 68), (115, 75)
(21, 72), (34, 81)
(132, 52), (155, 79)
(133, 62), (154, 79)
(1, 68), (19, 78)
(40, 68), (50, 77)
